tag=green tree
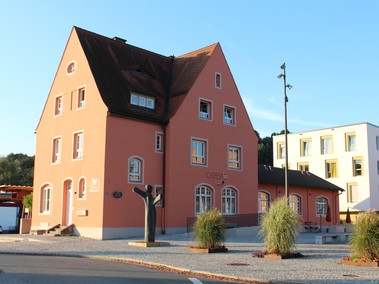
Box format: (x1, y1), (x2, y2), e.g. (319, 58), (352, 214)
(256, 130), (290, 166)
(0, 153), (34, 186)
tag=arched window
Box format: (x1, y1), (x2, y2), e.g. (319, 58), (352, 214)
(195, 185), (212, 214)
(289, 194), (301, 215)
(316, 196), (328, 217)
(258, 191), (270, 223)
(128, 157), (143, 183)
(222, 187), (237, 215)
(79, 178), (86, 199)
(40, 184), (52, 213)
(258, 191), (270, 213)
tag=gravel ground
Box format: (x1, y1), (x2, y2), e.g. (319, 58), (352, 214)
(0, 233), (378, 284)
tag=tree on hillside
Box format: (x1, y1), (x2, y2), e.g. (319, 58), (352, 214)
(0, 153), (34, 186)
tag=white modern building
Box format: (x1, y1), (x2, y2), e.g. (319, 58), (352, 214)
(273, 122), (379, 215)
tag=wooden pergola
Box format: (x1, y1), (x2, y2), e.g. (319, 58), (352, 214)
(0, 185), (33, 207)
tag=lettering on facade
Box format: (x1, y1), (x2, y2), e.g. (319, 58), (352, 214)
(206, 172), (228, 180)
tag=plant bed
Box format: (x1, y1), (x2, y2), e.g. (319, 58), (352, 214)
(264, 252), (304, 260)
(341, 257), (379, 267)
(188, 246), (228, 254)
(252, 251), (304, 259)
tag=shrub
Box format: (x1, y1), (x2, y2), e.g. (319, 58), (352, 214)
(22, 193), (33, 212)
(350, 210), (379, 260)
(193, 208), (226, 249)
(259, 197), (299, 255)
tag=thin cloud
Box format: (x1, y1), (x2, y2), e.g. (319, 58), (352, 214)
(243, 96), (329, 130)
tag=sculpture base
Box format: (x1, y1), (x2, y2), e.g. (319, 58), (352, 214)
(128, 241), (170, 247)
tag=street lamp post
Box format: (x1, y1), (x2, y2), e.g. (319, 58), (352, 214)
(277, 63), (292, 199)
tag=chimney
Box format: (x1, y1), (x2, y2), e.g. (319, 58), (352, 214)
(113, 37), (127, 44)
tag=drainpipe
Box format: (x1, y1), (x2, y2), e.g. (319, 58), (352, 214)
(160, 55), (175, 235)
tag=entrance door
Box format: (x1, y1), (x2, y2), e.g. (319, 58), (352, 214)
(63, 180), (73, 226)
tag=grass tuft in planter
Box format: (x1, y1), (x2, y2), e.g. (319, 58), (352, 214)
(193, 208), (226, 249)
(259, 197), (299, 255)
(350, 210), (379, 261)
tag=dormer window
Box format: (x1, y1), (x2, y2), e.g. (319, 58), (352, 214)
(130, 93), (155, 109)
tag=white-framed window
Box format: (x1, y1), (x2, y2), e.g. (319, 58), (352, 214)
(40, 185), (52, 213)
(297, 162), (309, 172)
(325, 159), (337, 178)
(258, 191), (270, 224)
(130, 93), (155, 109)
(347, 182), (358, 203)
(316, 196), (328, 217)
(66, 61), (76, 75)
(228, 145), (241, 170)
(224, 105), (235, 125)
(78, 87), (86, 108)
(154, 185), (163, 206)
(155, 132), (164, 153)
(258, 191), (270, 214)
(321, 136), (333, 154)
(301, 138), (312, 157)
(215, 72), (222, 89)
(353, 157), (363, 176)
(289, 194), (301, 215)
(345, 133), (356, 152)
(222, 187), (237, 215)
(54, 95), (63, 116)
(78, 178), (86, 199)
(128, 157), (143, 183)
(278, 142), (286, 159)
(195, 185), (212, 215)
(52, 137), (62, 163)
(191, 138), (207, 165)
(199, 99), (212, 120)
(73, 132), (84, 159)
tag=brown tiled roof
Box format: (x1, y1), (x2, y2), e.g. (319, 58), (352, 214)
(258, 165), (343, 192)
(75, 27), (215, 124)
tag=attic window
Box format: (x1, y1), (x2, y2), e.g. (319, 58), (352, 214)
(131, 93), (155, 109)
(67, 62), (76, 75)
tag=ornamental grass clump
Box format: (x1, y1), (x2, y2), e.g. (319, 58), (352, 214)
(193, 208), (226, 249)
(350, 210), (379, 261)
(259, 197), (299, 255)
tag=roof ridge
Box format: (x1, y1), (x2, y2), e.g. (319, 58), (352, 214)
(178, 42), (219, 58)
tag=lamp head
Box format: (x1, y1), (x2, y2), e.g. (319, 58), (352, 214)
(286, 84), (293, 90)
(277, 74), (284, 79)
(280, 63), (286, 70)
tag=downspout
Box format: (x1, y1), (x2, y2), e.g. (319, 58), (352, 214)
(160, 55), (175, 235)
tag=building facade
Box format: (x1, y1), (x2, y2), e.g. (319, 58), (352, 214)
(273, 123), (379, 217)
(258, 165), (342, 227)
(32, 27), (258, 239)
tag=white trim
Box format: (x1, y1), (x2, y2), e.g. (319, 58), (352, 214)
(128, 156), (145, 184)
(198, 97), (213, 121)
(223, 104), (237, 126)
(227, 144), (243, 171)
(66, 61), (77, 76)
(72, 130), (84, 160)
(54, 94), (64, 117)
(190, 137), (208, 167)
(51, 135), (62, 164)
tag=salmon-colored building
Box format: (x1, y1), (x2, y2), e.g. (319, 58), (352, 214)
(32, 27), (259, 239)
(258, 165), (343, 229)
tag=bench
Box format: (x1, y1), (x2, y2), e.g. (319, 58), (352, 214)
(303, 221), (319, 233)
(315, 234), (350, 244)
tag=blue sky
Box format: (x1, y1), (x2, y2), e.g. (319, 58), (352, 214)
(1, 1), (379, 156)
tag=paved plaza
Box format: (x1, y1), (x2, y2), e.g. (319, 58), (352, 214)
(0, 231), (378, 283)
